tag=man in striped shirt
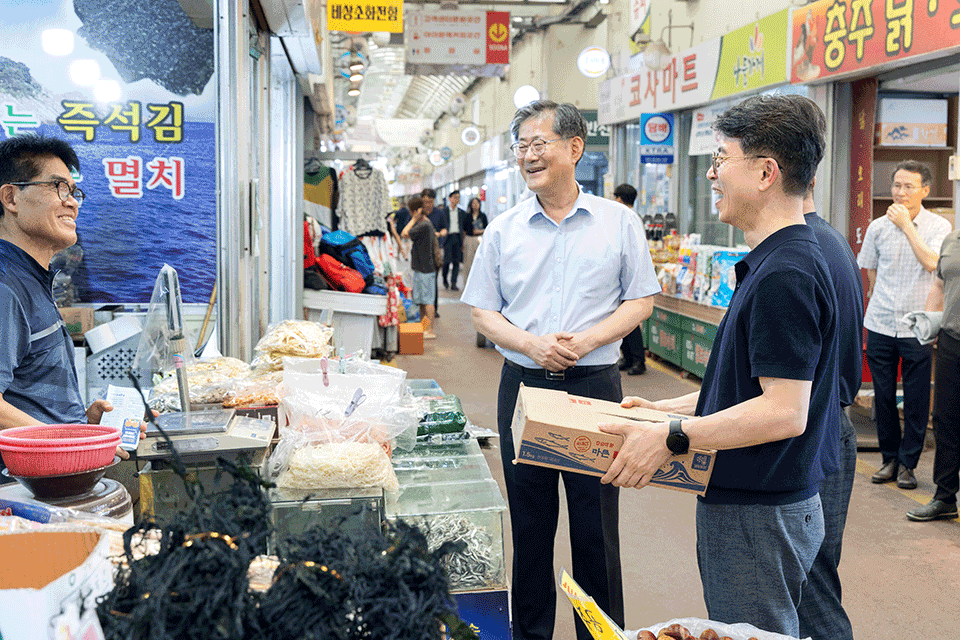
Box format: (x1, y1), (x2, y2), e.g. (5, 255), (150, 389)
(857, 160), (951, 490)
(0, 135), (128, 458)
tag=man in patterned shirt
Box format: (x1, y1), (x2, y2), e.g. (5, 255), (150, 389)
(857, 160), (951, 490)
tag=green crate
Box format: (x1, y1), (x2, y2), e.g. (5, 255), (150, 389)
(680, 316), (718, 342)
(650, 321), (682, 366)
(682, 332), (714, 378)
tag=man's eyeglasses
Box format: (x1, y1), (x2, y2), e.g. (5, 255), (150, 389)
(7, 180), (85, 205)
(891, 182), (922, 194)
(711, 152), (770, 174)
(510, 137), (568, 159)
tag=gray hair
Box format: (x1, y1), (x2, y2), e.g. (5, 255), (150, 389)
(510, 100), (587, 145)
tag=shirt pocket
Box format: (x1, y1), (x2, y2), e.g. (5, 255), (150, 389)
(573, 251), (619, 300)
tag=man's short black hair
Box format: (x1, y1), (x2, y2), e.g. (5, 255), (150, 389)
(713, 94), (824, 197)
(892, 160), (932, 187)
(449, 190), (460, 198)
(613, 183), (637, 207)
(0, 134), (80, 218)
(420, 188), (437, 200)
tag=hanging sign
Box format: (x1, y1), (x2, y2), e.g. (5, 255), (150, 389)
(711, 10), (789, 99)
(790, 0), (960, 84)
(580, 110), (611, 147)
(327, 0), (404, 34)
(639, 113), (674, 164)
(405, 10), (510, 77)
(0, 0), (216, 304)
(577, 46), (610, 78)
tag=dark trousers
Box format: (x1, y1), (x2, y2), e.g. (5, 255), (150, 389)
(932, 330), (960, 503)
(497, 362), (624, 640)
(866, 329), (933, 469)
(442, 233), (463, 287)
(620, 324), (646, 367)
(798, 409), (856, 640)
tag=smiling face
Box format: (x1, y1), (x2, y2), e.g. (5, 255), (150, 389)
(449, 192), (460, 208)
(706, 136), (762, 228)
(515, 112), (580, 196)
(0, 155), (79, 266)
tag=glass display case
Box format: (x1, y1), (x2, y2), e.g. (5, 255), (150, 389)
(389, 438), (508, 592)
(270, 486), (385, 545)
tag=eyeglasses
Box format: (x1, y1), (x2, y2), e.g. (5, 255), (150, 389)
(711, 152), (770, 174)
(510, 137), (568, 159)
(891, 183), (922, 194)
(8, 180), (85, 205)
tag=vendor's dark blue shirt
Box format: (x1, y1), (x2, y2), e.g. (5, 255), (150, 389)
(805, 211), (863, 407)
(0, 239), (86, 425)
(695, 225), (840, 505)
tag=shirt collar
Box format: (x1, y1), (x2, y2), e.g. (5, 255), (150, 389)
(525, 183), (592, 224)
(736, 223), (818, 282)
(0, 238), (56, 287)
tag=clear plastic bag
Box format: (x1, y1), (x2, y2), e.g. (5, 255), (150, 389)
(222, 371), (283, 408)
(134, 264), (196, 377)
(250, 320), (334, 372)
(147, 356), (251, 412)
(418, 394), (467, 436)
(627, 618), (808, 640)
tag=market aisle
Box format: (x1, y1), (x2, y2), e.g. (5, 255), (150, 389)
(393, 289), (960, 638)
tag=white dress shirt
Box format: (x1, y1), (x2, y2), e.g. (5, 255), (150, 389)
(460, 186), (660, 367)
(857, 207), (951, 338)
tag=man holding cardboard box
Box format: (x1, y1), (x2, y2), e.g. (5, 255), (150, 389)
(598, 95), (841, 638)
(461, 101), (659, 640)
(0, 135), (135, 457)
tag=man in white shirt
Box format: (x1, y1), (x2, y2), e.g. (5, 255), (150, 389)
(857, 160), (951, 490)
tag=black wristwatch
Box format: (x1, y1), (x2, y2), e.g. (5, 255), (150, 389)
(666, 419), (690, 455)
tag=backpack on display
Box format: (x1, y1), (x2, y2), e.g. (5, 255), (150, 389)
(316, 254), (365, 293)
(320, 230), (377, 281)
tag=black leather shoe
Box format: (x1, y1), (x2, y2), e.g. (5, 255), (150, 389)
(897, 466), (918, 490)
(627, 363), (646, 375)
(618, 358), (632, 371)
(871, 460), (898, 483)
(907, 499), (958, 521)
(451, 286), (459, 291)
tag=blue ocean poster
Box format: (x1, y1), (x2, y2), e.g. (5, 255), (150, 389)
(0, 0), (216, 303)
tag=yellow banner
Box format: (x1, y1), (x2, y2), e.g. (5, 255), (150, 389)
(559, 569), (631, 640)
(327, 0), (403, 33)
(711, 9), (789, 100)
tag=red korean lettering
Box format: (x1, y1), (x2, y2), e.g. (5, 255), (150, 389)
(662, 57), (678, 104)
(629, 74), (642, 106)
(102, 156), (143, 198)
(681, 54), (698, 92)
(146, 156), (185, 200)
(644, 70), (660, 109)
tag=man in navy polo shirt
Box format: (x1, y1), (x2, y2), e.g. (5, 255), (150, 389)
(0, 135), (131, 456)
(599, 94), (840, 638)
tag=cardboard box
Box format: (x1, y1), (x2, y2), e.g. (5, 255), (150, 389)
(398, 322), (424, 355)
(511, 385), (715, 495)
(0, 530), (112, 640)
(59, 307), (94, 336)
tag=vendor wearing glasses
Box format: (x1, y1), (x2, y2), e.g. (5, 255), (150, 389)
(857, 161), (951, 491)
(0, 134), (140, 462)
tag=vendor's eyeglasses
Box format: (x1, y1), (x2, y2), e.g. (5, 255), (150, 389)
(8, 180), (85, 205)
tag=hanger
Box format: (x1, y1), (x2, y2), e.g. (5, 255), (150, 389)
(353, 158), (373, 179)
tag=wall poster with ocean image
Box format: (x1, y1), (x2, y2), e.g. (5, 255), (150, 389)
(0, 0), (216, 304)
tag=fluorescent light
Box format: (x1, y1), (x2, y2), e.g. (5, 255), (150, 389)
(349, 62), (364, 72)
(349, 72), (363, 82)
(347, 87), (361, 97)
(41, 29), (74, 56)
(70, 59), (100, 86)
(94, 79), (121, 103)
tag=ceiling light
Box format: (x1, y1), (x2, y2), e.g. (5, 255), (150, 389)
(349, 62), (364, 72)
(643, 39), (672, 72)
(41, 29), (74, 56)
(349, 72), (363, 82)
(513, 85), (540, 109)
(347, 87), (361, 97)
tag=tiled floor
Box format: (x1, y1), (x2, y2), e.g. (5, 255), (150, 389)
(393, 286), (960, 639)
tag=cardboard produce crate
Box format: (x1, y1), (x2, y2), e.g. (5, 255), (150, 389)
(398, 322), (424, 355)
(59, 307), (94, 336)
(511, 385), (715, 495)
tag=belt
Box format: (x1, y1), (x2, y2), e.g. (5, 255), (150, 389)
(503, 359), (615, 381)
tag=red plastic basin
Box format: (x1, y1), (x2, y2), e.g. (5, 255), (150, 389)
(0, 424), (120, 448)
(0, 439), (120, 477)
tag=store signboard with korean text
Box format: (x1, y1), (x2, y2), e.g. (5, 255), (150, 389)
(598, 40), (720, 126)
(711, 10), (789, 100)
(790, 0), (960, 83)
(327, 0), (403, 33)
(580, 110), (611, 147)
(0, 0), (215, 303)
(405, 11), (510, 77)
(629, 0), (652, 39)
(640, 113), (674, 164)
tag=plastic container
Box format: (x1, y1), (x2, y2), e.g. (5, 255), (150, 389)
(0, 424), (120, 448)
(0, 425), (120, 477)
